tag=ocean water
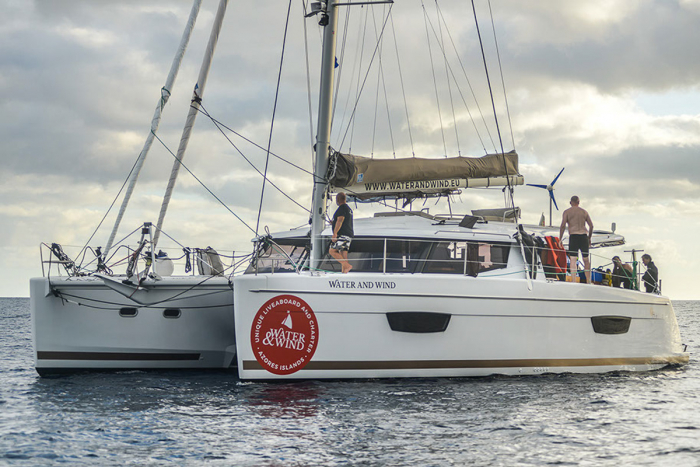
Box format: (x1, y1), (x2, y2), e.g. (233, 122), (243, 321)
(1, 298), (698, 466)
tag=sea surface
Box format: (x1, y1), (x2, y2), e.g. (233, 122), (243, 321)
(1, 298), (699, 466)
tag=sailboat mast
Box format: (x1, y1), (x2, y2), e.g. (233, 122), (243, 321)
(153, 0), (228, 248)
(309, 2), (340, 270)
(103, 0), (202, 258)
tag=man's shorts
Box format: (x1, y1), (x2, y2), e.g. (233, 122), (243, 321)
(568, 234), (589, 258)
(330, 236), (352, 252)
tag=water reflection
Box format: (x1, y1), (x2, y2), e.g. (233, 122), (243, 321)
(245, 383), (322, 419)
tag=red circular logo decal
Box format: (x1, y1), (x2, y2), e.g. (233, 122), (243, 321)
(250, 295), (319, 375)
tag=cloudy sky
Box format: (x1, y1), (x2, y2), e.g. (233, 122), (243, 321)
(2, 0), (700, 299)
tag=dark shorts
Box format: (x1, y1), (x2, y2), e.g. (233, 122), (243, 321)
(330, 236), (352, 252)
(568, 234), (589, 257)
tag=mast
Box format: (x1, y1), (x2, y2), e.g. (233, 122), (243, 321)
(308, 1), (393, 270)
(309, 1), (340, 270)
(153, 0), (229, 248)
(103, 0), (202, 258)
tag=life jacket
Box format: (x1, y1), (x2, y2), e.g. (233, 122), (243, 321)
(543, 236), (567, 275)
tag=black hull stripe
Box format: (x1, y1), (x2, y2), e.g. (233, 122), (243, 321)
(37, 351), (200, 361)
(242, 356), (688, 371)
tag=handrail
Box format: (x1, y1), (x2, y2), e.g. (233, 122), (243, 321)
(38, 240), (249, 279)
(250, 235), (655, 291)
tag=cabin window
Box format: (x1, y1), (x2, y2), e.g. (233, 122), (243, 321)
(319, 239), (431, 273)
(247, 237), (510, 275)
(422, 241), (510, 275)
(479, 243), (510, 273)
(384, 239), (431, 273)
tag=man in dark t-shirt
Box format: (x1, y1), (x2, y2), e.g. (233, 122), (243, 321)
(329, 192), (354, 273)
(642, 254), (659, 293)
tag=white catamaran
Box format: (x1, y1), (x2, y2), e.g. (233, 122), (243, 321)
(31, 0), (688, 378)
(30, 0), (237, 374)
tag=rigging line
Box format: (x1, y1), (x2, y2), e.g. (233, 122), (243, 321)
(83, 228), (141, 271)
(198, 105), (311, 213)
(368, 3), (395, 157)
(55, 289), (232, 311)
(389, 13), (415, 156)
(334, 8), (363, 148)
(435, 0), (461, 156)
(332, 6), (353, 131)
(470, 0), (514, 209)
(338, 3), (394, 151)
(155, 227), (186, 250)
(374, 5), (396, 157)
(125, 270), (234, 307)
(75, 154), (141, 266)
(487, 0), (515, 151)
(422, 1), (448, 157)
(256, 0), (294, 236)
(381, 62), (396, 157)
(348, 5), (371, 154)
(435, 2), (494, 153)
(151, 131), (256, 234)
(423, 10), (490, 153)
(75, 247), (98, 273)
(302, 0), (317, 175)
(194, 107), (317, 180)
(370, 6), (384, 157)
(334, 5), (365, 152)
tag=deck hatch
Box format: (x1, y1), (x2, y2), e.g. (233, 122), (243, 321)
(386, 312), (451, 333)
(591, 316), (631, 334)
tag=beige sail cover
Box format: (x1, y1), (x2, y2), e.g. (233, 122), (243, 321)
(329, 150), (518, 188)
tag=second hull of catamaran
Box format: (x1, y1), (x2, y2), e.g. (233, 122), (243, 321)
(233, 271), (687, 380)
(30, 276), (236, 375)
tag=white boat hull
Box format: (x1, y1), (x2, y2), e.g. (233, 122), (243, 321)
(234, 272), (688, 379)
(30, 276), (236, 375)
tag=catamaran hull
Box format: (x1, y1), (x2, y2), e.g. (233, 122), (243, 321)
(30, 276), (236, 375)
(234, 273), (688, 380)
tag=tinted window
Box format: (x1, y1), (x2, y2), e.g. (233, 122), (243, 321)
(319, 239), (431, 273)
(422, 241), (510, 274)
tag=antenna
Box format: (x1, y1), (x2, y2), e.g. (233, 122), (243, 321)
(526, 167), (565, 226)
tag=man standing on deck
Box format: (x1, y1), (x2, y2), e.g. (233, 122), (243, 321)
(642, 253), (659, 293)
(329, 192), (354, 273)
(560, 195), (594, 284)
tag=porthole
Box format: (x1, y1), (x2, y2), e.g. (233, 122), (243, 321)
(119, 307), (138, 318)
(163, 308), (181, 319)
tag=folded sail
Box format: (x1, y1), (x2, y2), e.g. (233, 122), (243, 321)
(328, 150), (521, 199)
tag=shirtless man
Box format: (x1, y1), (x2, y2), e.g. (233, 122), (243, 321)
(559, 195), (594, 284)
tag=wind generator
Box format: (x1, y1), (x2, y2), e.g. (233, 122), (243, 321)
(527, 167), (565, 226)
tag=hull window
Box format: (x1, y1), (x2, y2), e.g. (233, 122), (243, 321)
(163, 308), (181, 319)
(386, 312), (452, 333)
(119, 307), (138, 318)
(591, 316), (631, 334)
